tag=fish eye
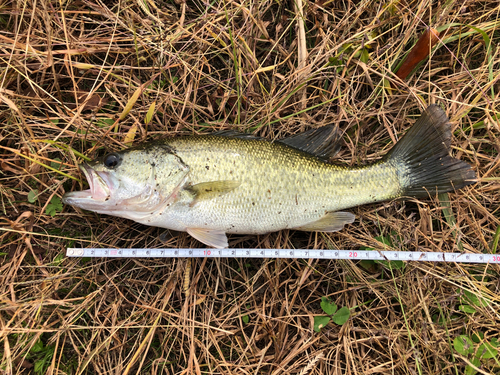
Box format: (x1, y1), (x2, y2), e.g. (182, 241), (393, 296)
(103, 153), (121, 169)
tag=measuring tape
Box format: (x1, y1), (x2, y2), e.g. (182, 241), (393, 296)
(66, 248), (500, 264)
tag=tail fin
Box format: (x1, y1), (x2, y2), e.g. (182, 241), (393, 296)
(384, 105), (476, 197)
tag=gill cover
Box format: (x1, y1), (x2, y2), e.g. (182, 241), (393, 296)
(62, 145), (189, 219)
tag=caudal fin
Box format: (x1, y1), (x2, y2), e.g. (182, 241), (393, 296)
(384, 105), (476, 197)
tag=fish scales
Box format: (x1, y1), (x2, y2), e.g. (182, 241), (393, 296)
(160, 135), (401, 234)
(62, 105), (476, 248)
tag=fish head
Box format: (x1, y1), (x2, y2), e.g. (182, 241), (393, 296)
(62, 145), (189, 215)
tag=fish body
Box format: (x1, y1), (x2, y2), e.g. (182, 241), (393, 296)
(138, 136), (397, 232)
(63, 105), (475, 247)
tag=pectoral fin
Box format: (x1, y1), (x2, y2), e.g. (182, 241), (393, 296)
(294, 211), (355, 232)
(186, 180), (240, 205)
(187, 228), (229, 248)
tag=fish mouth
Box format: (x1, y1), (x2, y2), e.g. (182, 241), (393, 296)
(62, 163), (111, 204)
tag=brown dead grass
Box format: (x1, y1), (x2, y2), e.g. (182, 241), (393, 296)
(1, 0), (499, 374)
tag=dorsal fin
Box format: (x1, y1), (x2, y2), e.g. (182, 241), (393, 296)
(211, 130), (263, 140)
(278, 125), (341, 160)
(213, 126), (342, 160)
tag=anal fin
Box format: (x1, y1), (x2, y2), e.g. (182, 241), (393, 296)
(294, 212), (355, 232)
(187, 228), (229, 248)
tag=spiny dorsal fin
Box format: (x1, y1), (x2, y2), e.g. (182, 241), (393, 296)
(214, 126), (342, 160)
(211, 130), (263, 140)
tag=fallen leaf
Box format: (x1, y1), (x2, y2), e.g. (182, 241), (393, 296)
(123, 124), (138, 146)
(120, 84), (143, 121)
(145, 101), (156, 125)
(77, 90), (107, 111)
(395, 28), (440, 81)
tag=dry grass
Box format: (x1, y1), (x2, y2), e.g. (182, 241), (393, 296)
(1, 0), (499, 373)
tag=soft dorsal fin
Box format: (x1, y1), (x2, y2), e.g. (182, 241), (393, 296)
(213, 126), (342, 160)
(278, 125), (342, 160)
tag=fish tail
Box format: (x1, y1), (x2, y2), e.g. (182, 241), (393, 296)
(384, 105), (476, 197)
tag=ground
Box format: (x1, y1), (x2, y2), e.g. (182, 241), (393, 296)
(0, 0), (499, 374)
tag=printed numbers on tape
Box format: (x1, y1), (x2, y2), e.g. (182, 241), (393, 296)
(66, 248), (499, 264)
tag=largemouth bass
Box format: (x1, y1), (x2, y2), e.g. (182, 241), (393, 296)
(63, 105), (475, 248)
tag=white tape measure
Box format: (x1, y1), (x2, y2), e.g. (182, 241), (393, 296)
(66, 248), (500, 264)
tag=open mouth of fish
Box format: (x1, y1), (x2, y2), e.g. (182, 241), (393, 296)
(63, 164), (112, 203)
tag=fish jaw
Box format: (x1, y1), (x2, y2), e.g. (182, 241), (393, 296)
(62, 163), (113, 209)
(62, 161), (186, 219)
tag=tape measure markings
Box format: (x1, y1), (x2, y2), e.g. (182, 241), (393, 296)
(66, 248), (500, 264)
